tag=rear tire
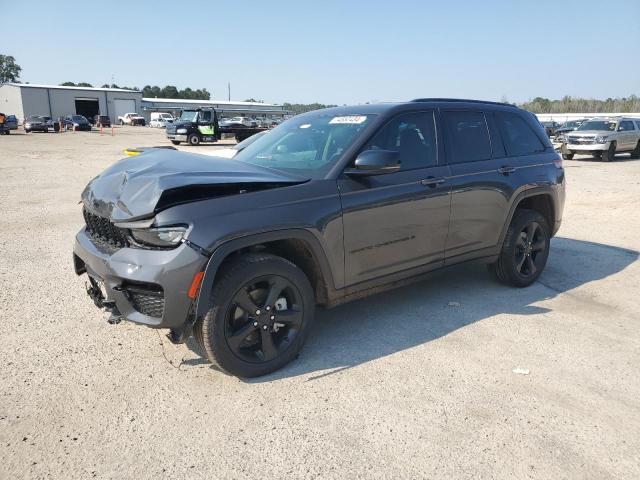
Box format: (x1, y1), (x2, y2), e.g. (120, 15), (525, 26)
(194, 253), (315, 378)
(187, 133), (200, 146)
(602, 141), (616, 162)
(488, 209), (550, 288)
(630, 141), (640, 159)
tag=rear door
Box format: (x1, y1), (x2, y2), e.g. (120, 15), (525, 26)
(442, 109), (534, 262)
(339, 110), (451, 286)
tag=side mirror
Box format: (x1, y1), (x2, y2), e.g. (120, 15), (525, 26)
(345, 149), (401, 176)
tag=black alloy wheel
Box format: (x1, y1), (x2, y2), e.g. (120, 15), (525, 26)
(513, 221), (546, 278)
(195, 253), (315, 377)
(488, 209), (550, 287)
(225, 275), (303, 363)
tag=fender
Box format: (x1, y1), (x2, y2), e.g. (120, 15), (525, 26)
(498, 186), (557, 247)
(194, 228), (339, 319)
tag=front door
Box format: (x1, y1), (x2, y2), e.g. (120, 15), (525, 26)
(617, 120), (636, 150)
(339, 111), (451, 286)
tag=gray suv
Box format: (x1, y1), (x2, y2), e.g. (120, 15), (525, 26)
(560, 117), (640, 161)
(74, 98), (566, 377)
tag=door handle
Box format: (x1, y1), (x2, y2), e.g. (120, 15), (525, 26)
(498, 166), (516, 175)
(420, 177), (446, 187)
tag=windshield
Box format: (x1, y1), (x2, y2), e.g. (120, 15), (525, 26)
(179, 111), (198, 122)
(234, 112), (375, 178)
(72, 115), (86, 122)
(28, 116), (44, 121)
(233, 130), (268, 150)
(562, 120), (583, 128)
(577, 120), (616, 131)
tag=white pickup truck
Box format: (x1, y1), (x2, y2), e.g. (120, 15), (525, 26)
(559, 117), (640, 161)
(118, 112), (146, 126)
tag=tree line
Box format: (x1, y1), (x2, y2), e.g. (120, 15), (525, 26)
(141, 85), (210, 100)
(519, 95), (640, 114)
(282, 102), (338, 115)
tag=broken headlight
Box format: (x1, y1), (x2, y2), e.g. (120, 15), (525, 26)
(130, 226), (187, 248)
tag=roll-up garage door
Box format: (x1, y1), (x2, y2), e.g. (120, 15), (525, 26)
(113, 99), (136, 123)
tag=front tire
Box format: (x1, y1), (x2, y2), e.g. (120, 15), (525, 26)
(560, 145), (573, 160)
(170, 140), (181, 145)
(194, 253), (315, 378)
(602, 141), (616, 162)
(187, 133), (200, 146)
(488, 209), (550, 288)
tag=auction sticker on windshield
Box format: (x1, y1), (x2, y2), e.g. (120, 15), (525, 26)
(329, 116), (367, 124)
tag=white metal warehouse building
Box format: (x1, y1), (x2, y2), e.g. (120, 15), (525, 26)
(0, 83), (288, 124)
(0, 83), (142, 123)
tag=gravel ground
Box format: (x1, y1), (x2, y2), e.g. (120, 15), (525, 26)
(1, 127), (639, 479)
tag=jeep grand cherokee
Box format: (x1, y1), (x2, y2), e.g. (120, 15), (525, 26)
(73, 98), (565, 377)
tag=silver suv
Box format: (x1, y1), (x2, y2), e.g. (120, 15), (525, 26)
(559, 117), (640, 161)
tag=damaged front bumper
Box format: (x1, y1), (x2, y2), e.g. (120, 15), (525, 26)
(73, 227), (208, 335)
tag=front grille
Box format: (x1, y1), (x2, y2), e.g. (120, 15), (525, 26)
(83, 208), (130, 249)
(567, 136), (595, 144)
(126, 285), (164, 318)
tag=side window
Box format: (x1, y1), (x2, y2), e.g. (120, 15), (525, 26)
(495, 111), (545, 156)
(363, 111), (437, 170)
(200, 110), (212, 122)
(619, 121), (634, 131)
(442, 111), (492, 163)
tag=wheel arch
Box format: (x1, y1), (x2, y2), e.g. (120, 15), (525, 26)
(194, 229), (338, 319)
(499, 189), (557, 246)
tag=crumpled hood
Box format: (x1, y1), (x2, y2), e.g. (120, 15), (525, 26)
(81, 149), (307, 222)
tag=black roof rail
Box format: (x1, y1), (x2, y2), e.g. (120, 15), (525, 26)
(410, 98), (516, 108)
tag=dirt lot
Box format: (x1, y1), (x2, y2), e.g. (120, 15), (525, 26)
(1, 127), (639, 479)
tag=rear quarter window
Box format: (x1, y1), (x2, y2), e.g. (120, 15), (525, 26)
(495, 111), (545, 156)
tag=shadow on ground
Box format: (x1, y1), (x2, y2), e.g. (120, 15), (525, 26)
(184, 237), (638, 380)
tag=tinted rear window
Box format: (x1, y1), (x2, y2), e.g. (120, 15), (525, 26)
(495, 112), (545, 156)
(442, 111), (492, 163)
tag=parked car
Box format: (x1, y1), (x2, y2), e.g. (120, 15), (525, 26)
(118, 112), (146, 126)
(539, 121), (560, 137)
(0, 112), (10, 134)
(63, 115), (92, 131)
(197, 130), (268, 159)
(150, 113), (174, 128)
(150, 112), (174, 128)
(93, 115), (111, 128)
(39, 116), (54, 131)
(559, 117), (640, 161)
(24, 115), (49, 133)
(554, 119), (587, 138)
(5, 115), (18, 130)
(73, 98), (565, 378)
(219, 116), (254, 128)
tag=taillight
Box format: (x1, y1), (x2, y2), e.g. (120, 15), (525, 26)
(553, 156), (563, 168)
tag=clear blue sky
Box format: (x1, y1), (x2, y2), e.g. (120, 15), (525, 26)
(2, 0), (639, 105)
